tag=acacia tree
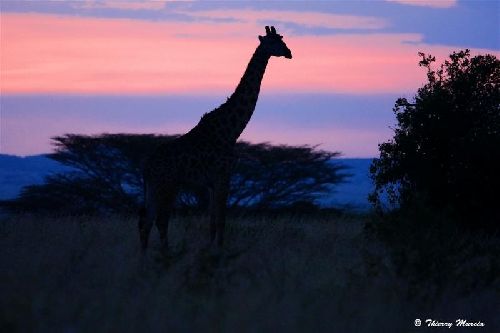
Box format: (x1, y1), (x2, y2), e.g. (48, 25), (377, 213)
(231, 142), (343, 209)
(370, 50), (500, 227)
(1, 134), (347, 215)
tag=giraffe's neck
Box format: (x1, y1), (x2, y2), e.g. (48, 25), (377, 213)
(190, 45), (270, 146)
(225, 45), (270, 141)
(227, 42), (269, 120)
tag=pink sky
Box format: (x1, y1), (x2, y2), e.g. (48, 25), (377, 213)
(0, 12), (468, 95)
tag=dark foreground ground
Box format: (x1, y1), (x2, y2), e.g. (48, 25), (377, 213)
(1, 214), (498, 332)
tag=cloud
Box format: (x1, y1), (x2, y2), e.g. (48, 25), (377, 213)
(180, 8), (387, 30)
(76, 0), (168, 11)
(385, 0), (457, 8)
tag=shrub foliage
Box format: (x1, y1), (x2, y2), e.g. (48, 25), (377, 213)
(370, 50), (500, 227)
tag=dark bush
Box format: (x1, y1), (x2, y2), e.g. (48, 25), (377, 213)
(370, 50), (500, 228)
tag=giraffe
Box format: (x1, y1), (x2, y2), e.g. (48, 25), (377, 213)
(139, 26), (292, 252)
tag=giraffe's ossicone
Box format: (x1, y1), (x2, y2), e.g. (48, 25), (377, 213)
(139, 26), (292, 252)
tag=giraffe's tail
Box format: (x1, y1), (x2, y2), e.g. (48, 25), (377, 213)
(138, 179), (147, 229)
(138, 177), (154, 251)
(138, 205), (149, 251)
(138, 177), (148, 225)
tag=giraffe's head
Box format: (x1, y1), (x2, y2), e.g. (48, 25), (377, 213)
(258, 26), (292, 59)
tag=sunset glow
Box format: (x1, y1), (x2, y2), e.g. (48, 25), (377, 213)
(1, 1), (498, 156)
(1, 13), (441, 94)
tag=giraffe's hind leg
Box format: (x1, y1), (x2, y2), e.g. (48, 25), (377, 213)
(213, 175), (230, 247)
(155, 188), (178, 253)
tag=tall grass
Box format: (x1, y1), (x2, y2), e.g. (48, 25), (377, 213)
(1, 213), (497, 332)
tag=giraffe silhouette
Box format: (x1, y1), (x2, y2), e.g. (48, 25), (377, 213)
(139, 26), (292, 251)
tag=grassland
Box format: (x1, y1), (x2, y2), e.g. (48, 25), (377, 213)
(1, 213), (498, 332)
